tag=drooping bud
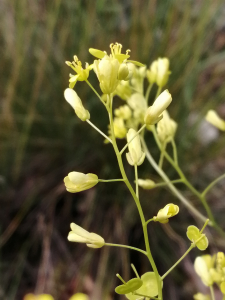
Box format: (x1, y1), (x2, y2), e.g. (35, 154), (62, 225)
(126, 128), (145, 166)
(68, 223), (105, 248)
(153, 203), (179, 223)
(146, 60), (158, 84)
(137, 179), (156, 189)
(205, 110), (225, 131)
(144, 90), (172, 125)
(64, 172), (98, 193)
(64, 88), (90, 121)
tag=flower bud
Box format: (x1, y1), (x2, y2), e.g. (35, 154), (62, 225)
(156, 58), (170, 87)
(118, 63), (130, 80)
(126, 128), (145, 166)
(144, 90), (172, 125)
(64, 88), (90, 121)
(157, 110), (177, 142)
(64, 172), (98, 193)
(205, 110), (225, 131)
(68, 223), (105, 248)
(193, 293), (210, 300)
(153, 203), (179, 223)
(146, 60), (158, 84)
(137, 179), (156, 189)
(93, 55), (120, 94)
(113, 117), (127, 139)
(114, 105), (132, 120)
(194, 256), (213, 286)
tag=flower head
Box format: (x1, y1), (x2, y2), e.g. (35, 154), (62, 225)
(64, 88), (90, 121)
(144, 90), (172, 125)
(126, 128), (145, 166)
(68, 223), (105, 248)
(64, 172), (98, 193)
(66, 56), (92, 88)
(153, 203), (179, 224)
(205, 110), (225, 131)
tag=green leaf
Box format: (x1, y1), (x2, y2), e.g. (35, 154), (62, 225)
(115, 278), (143, 295)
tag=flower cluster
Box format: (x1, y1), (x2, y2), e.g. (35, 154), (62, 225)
(194, 252), (225, 297)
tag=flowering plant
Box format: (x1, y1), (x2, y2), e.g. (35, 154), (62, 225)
(62, 43), (225, 299)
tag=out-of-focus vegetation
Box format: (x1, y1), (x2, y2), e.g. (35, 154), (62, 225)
(1, 0), (225, 299)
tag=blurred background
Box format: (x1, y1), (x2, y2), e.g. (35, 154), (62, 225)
(1, 0), (225, 299)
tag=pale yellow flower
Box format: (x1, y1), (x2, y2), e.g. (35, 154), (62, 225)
(113, 117), (127, 139)
(146, 58), (171, 87)
(205, 110), (225, 131)
(144, 90), (172, 125)
(68, 223), (105, 248)
(194, 256), (214, 286)
(153, 203), (179, 224)
(64, 172), (98, 193)
(114, 105), (132, 120)
(64, 88), (90, 121)
(126, 128), (145, 166)
(65, 56), (92, 88)
(157, 110), (177, 143)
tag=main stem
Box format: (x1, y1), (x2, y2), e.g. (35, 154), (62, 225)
(107, 94), (162, 300)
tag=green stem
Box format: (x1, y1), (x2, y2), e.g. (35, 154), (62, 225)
(98, 179), (124, 182)
(135, 165), (139, 198)
(145, 83), (153, 103)
(161, 244), (194, 280)
(201, 173), (225, 197)
(171, 138), (178, 165)
(107, 94), (163, 300)
(158, 141), (167, 169)
(152, 179), (183, 189)
(209, 285), (215, 300)
(105, 243), (147, 256)
(141, 136), (208, 223)
(120, 124), (146, 155)
(161, 220), (209, 281)
(86, 120), (112, 143)
(116, 273), (126, 284)
(131, 264), (140, 278)
(155, 86), (162, 99)
(146, 218), (154, 226)
(85, 79), (106, 107)
(151, 127), (221, 231)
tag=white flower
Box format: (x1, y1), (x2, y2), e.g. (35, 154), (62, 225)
(144, 90), (172, 125)
(156, 58), (170, 87)
(64, 88), (90, 121)
(68, 223), (105, 248)
(64, 172), (98, 193)
(126, 129), (145, 166)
